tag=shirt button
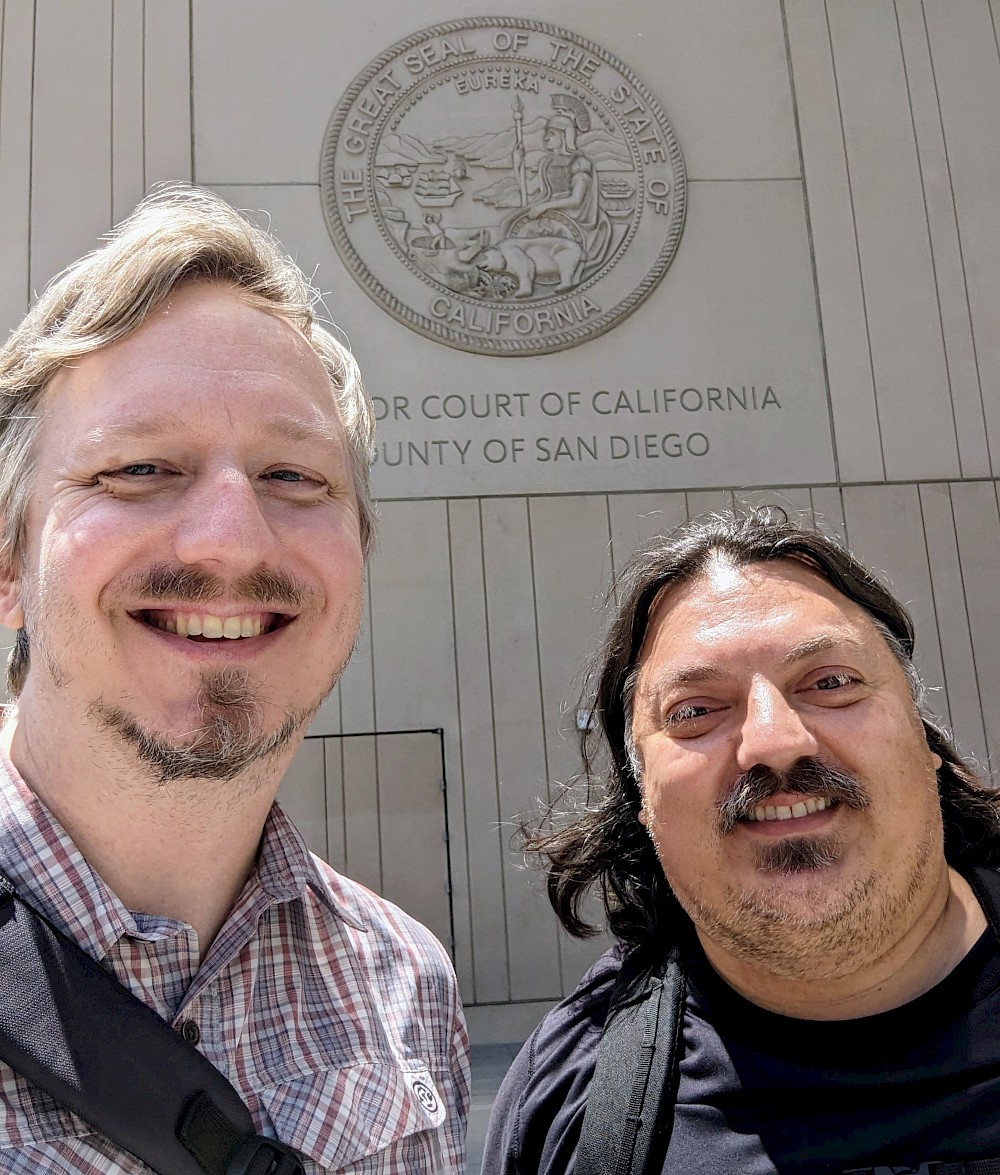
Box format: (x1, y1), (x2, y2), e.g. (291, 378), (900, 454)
(179, 1020), (201, 1046)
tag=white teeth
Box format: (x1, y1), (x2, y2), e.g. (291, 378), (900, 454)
(146, 611), (270, 639)
(751, 796), (832, 823)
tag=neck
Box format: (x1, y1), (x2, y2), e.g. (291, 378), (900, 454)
(1, 701), (299, 957)
(697, 867), (988, 1020)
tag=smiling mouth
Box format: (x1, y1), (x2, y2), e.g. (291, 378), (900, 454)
(746, 797), (837, 824)
(132, 609), (293, 641)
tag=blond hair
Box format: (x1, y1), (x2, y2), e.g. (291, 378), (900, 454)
(0, 185), (377, 695)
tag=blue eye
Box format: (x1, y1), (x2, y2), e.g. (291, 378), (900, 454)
(118, 463), (158, 476)
(265, 470), (306, 482)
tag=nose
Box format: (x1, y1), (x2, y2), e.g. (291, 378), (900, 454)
(171, 467), (278, 573)
(735, 676), (819, 775)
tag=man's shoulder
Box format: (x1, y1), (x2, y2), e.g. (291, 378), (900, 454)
(306, 854), (457, 980)
(480, 945), (625, 1175)
(535, 944), (625, 1049)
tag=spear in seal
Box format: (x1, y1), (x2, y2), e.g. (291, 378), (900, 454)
(511, 96), (528, 206)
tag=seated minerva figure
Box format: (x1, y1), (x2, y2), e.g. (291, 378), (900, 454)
(507, 95), (613, 287)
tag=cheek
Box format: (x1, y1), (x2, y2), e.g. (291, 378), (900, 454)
(315, 527), (364, 596)
(641, 766), (719, 866)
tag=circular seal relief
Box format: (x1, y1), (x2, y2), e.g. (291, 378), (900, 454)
(321, 18), (686, 356)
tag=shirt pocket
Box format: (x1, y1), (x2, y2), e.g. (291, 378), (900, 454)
(258, 1061), (449, 1171)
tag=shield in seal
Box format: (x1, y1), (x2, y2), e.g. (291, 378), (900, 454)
(320, 18), (686, 356)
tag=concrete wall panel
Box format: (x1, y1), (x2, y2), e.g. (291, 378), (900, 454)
(608, 493), (688, 574)
(809, 486), (847, 543)
(376, 731), (453, 955)
(0, 0), (34, 330)
(826, 0), (956, 481)
(367, 499), (472, 990)
(949, 480), (1000, 774)
(918, 482), (988, 763)
(30, 0), (112, 295)
(922, 0), (1000, 474)
(143, 0), (191, 186)
(783, 0), (883, 482)
(841, 483), (946, 712)
(111, 0), (145, 223)
(897, 2), (992, 479)
(449, 499), (509, 1004)
(528, 495), (614, 991)
(481, 498), (562, 1001)
(277, 736), (329, 859)
(340, 734), (381, 893)
(323, 738), (347, 873)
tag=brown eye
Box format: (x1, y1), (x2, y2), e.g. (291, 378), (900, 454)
(664, 701), (718, 728)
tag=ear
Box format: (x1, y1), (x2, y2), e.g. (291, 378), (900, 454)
(0, 567), (24, 631)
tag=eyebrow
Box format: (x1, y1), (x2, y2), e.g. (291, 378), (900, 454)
(779, 633), (870, 666)
(68, 411), (343, 456)
(641, 631), (871, 704)
(641, 664), (736, 712)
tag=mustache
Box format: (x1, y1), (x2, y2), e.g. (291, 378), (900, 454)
(123, 563), (306, 610)
(717, 757), (870, 835)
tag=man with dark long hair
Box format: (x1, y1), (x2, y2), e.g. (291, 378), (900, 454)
(483, 510), (1000, 1174)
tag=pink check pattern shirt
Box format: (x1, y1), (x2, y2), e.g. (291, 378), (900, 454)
(0, 753), (469, 1173)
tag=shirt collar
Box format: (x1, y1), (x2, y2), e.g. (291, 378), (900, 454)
(253, 802), (366, 931)
(0, 750), (366, 960)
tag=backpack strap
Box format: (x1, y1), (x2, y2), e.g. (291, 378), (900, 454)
(965, 867), (1000, 941)
(575, 942), (686, 1175)
(0, 872), (305, 1175)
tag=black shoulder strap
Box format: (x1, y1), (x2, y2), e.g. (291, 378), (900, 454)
(0, 873), (304, 1175)
(965, 867), (1000, 941)
(574, 943), (686, 1175)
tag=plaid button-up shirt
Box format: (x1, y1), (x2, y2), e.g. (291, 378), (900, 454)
(0, 752), (469, 1173)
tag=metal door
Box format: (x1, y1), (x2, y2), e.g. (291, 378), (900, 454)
(278, 728), (455, 958)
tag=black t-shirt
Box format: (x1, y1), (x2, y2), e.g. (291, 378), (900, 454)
(482, 926), (1000, 1174)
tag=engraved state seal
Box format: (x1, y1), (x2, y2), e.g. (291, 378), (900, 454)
(321, 18), (686, 356)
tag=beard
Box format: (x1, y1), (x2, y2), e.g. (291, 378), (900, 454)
(680, 845), (934, 982)
(89, 665), (318, 787)
(648, 757), (939, 981)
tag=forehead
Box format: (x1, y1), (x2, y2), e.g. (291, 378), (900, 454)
(636, 557), (888, 678)
(41, 282), (338, 436)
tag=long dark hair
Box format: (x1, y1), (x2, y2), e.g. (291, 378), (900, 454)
(524, 510), (1000, 947)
